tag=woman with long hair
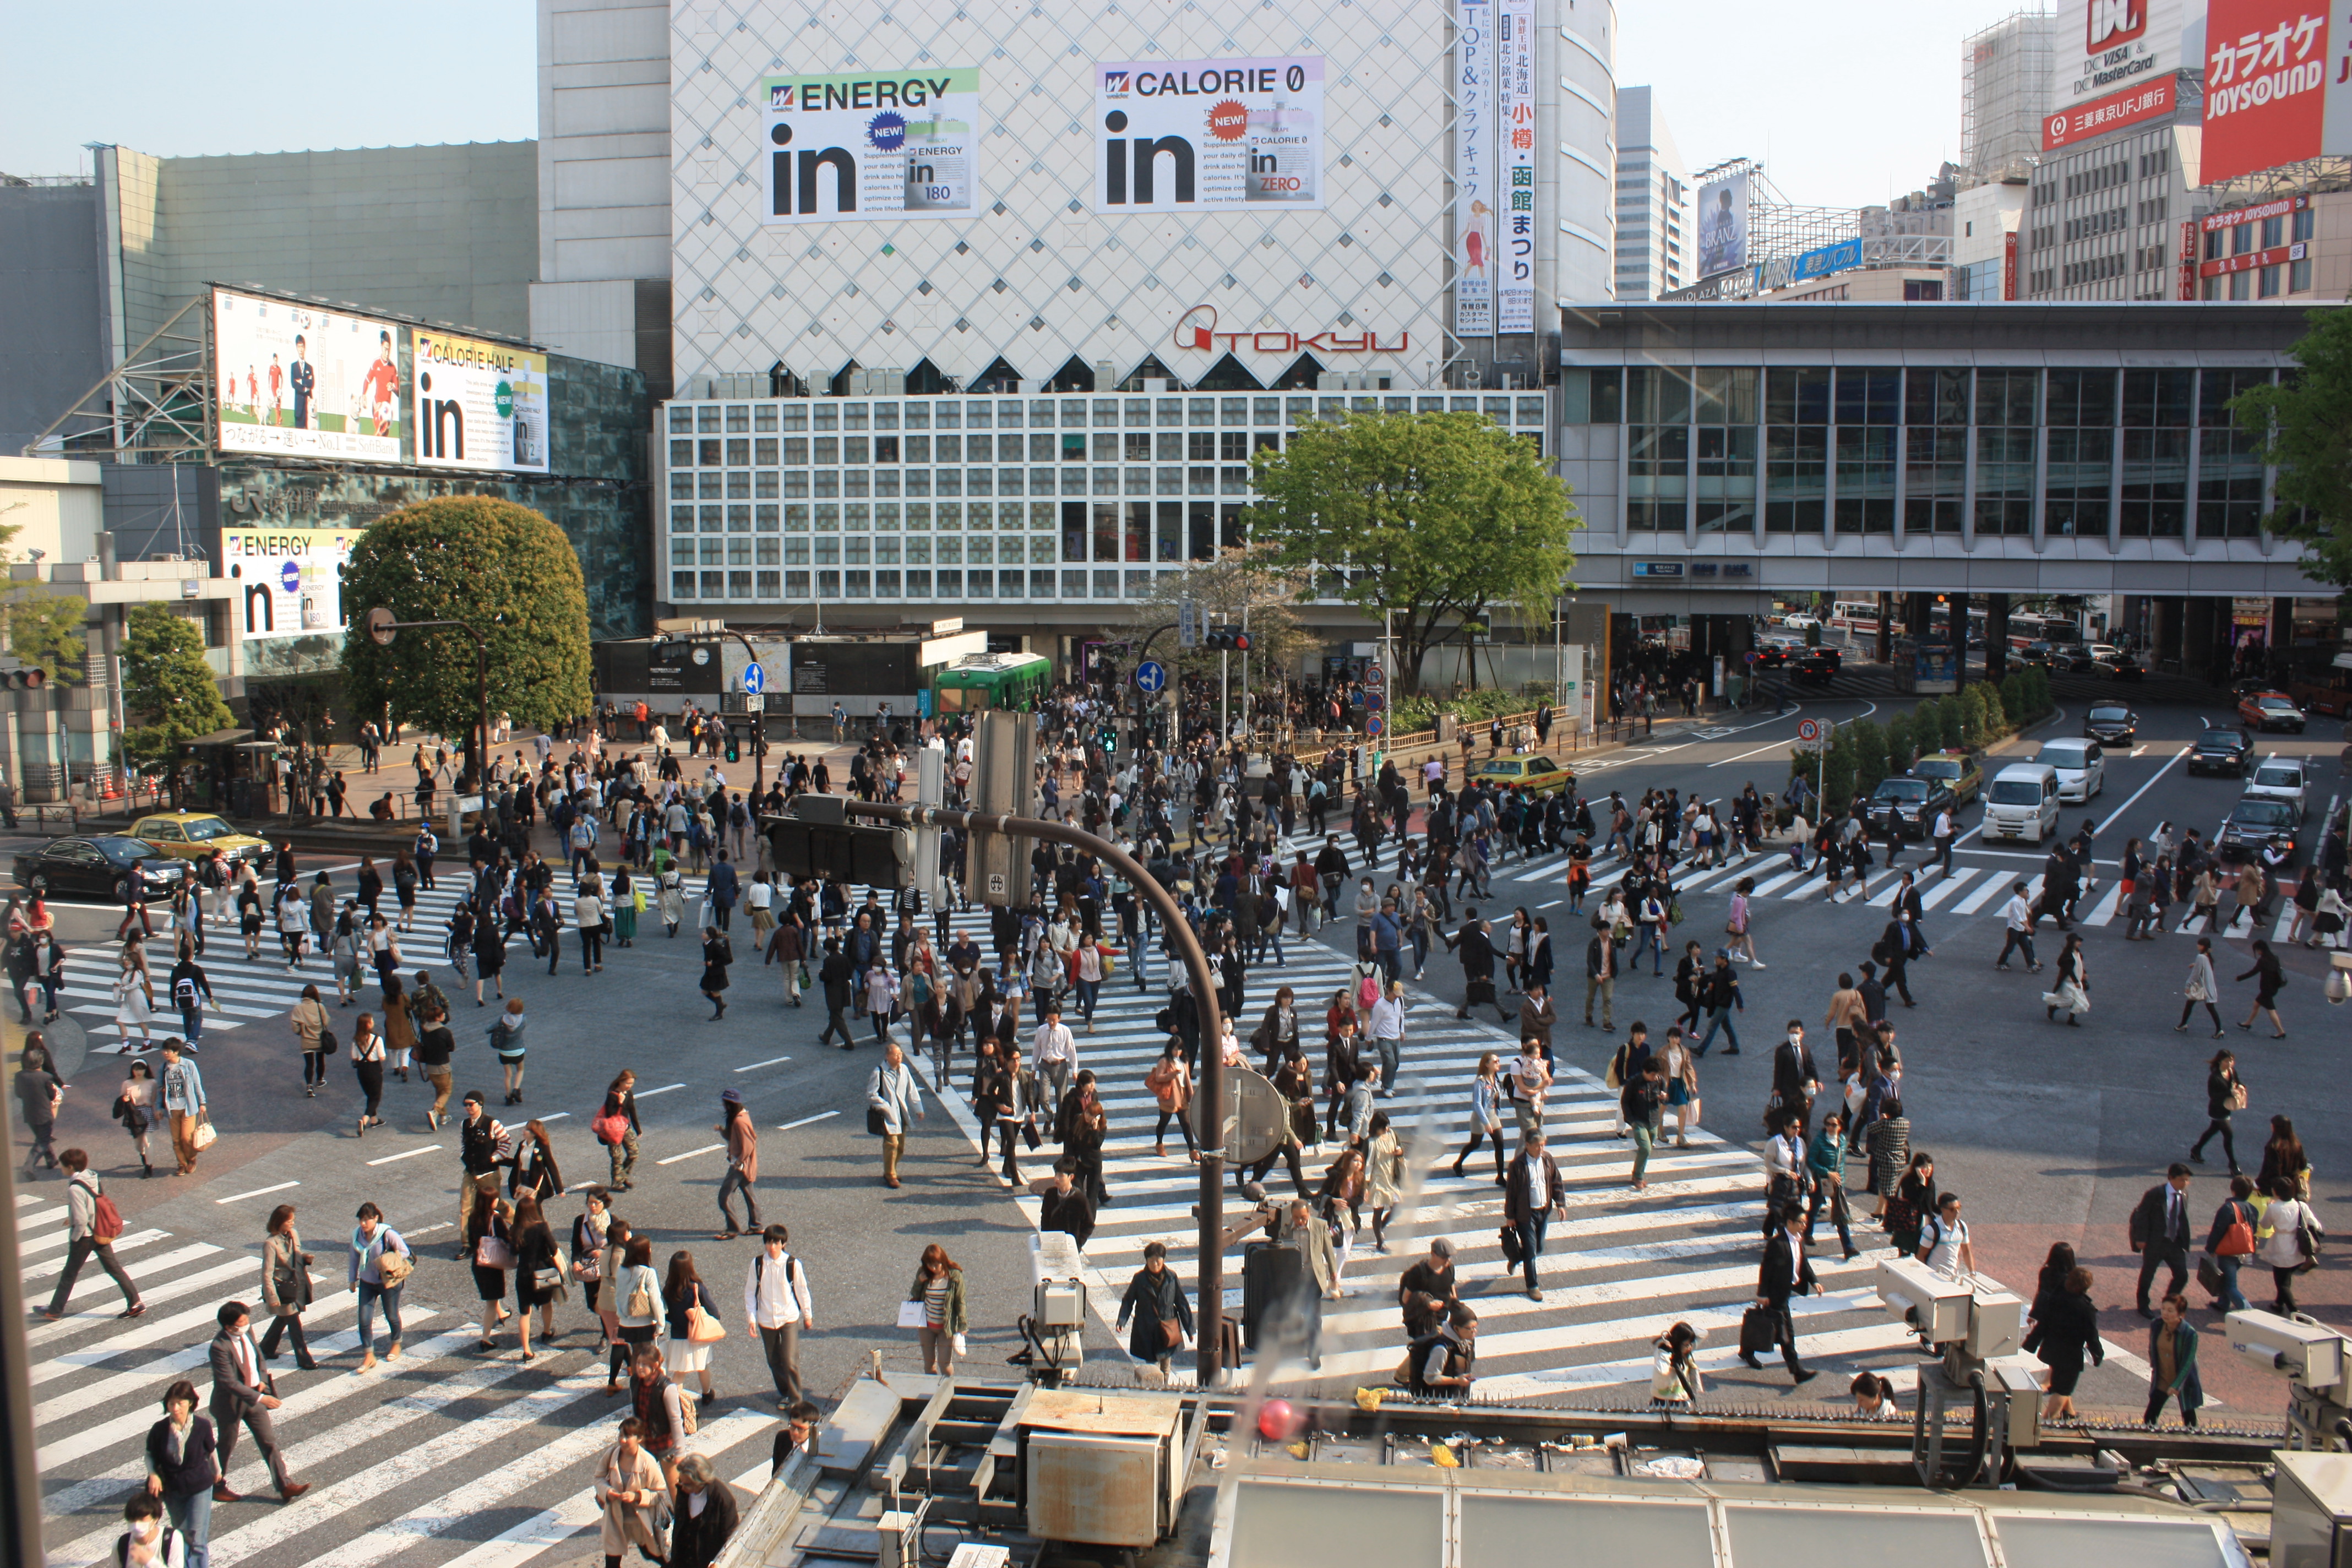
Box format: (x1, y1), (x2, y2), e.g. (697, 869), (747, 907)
(2235, 938), (2288, 1038)
(2026, 1266), (2102, 1421)
(1650, 1321), (1701, 1409)
(258, 1203), (319, 1370)
(2188, 1048), (2245, 1176)
(391, 847), (420, 934)
(510, 1193), (560, 1360)
(382, 974), (417, 1084)
(112, 1057), (158, 1177)
(907, 1243), (967, 1376)
(1319, 1146), (1368, 1280)
(2258, 1115), (2310, 1199)
(661, 1250), (722, 1400)
(511, 1118), (565, 1202)
(2177, 936), (2224, 1037)
(350, 1012), (387, 1137)
(1145, 1038), (1194, 1162)
(601, 1070), (644, 1191)
(1363, 1108), (1404, 1252)
(465, 1175), (514, 1351)
(2041, 933), (2089, 1025)
(1450, 1052), (1506, 1185)
(290, 983), (331, 1098)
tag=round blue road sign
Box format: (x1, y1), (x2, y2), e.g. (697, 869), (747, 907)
(1135, 660), (1168, 694)
(743, 661), (766, 695)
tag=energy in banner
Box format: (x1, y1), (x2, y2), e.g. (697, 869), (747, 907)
(762, 68), (981, 222)
(412, 331), (549, 474)
(213, 288), (402, 463)
(222, 528), (359, 643)
(1094, 57), (1324, 212)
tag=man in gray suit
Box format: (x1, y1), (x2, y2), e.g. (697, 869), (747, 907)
(208, 1300), (308, 1502)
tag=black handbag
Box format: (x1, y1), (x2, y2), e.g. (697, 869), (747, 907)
(1499, 1223), (1525, 1266)
(867, 1107), (889, 1135)
(1022, 1117), (1042, 1151)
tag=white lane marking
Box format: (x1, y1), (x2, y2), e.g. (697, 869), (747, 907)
(1918, 868), (1984, 910)
(733, 1055), (792, 1071)
(215, 1180), (300, 1204)
(776, 1110), (839, 1130)
(1952, 874), (2013, 916)
(633, 1082), (687, 1098)
(655, 1142), (727, 1165)
(364, 1145), (443, 1167)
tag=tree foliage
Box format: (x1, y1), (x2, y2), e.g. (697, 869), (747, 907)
(338, 498), (591, 755)
(2, 588), (88, 681)
(1245, 410), (1577, 690)
(1126, 546), (1317, 695)
(120, 603), (232, 763)
(1850, 718), (1891, 799)
(1884, 711), (1917, 774)
(2234, 306), (2352, 585)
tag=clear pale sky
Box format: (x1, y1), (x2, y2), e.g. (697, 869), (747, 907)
(0, 0), (2039, 209)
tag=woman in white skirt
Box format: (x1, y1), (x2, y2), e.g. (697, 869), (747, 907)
(113, 943), (156, 1053)
(658, 1249), (721, 1401)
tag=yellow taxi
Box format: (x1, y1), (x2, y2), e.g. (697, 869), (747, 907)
(130, 812), (274, 870)
(1905, 750), (1983, 807)
(1469, 755), (1576, 796)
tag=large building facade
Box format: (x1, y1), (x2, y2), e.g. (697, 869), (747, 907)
(1612, 86), (1689, 301)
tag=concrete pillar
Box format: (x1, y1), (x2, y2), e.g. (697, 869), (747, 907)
(1875, 592), (1893, 664)
(1985, 594), (2011, 684)
(2183, 598), (2220, 684)
(1948, 592), (1971, 690)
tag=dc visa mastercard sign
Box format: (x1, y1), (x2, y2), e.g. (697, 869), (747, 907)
(1095, 57), (1324, 212)
(762, 68), (981, 222)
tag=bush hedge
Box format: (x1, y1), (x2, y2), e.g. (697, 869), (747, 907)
(1789, 667), (2053, 816)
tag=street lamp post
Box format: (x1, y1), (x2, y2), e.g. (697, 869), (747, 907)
(363, 607), (490, 794)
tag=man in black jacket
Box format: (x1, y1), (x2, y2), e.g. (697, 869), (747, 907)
(1744, 1207), (1817, 1382)
(1584, 924), (1618, 1031)
(2130, 1163), (2195, 1317)
(816, 938), (857, 1050)
(1314, 837), (1351, 918)
(1039, 1158), (1096, 1249)
(1772, 1021), (1821, 1139)
(1452, 914), (1498, 1022)
(1502, 1133), (1566, 1300)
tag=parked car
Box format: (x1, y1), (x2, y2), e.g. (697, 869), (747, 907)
(2215, 797), (2301, 865)
(2236, 690), (2308, 733)
(2082, 705), (2138, 745)
(11, 836), (192, 901)
(2032, 737), (2106, 802)
(129, 810), (274, 870)
(2187, 725), (2255, 777)
(1866, 776), (1953, 840)
(1907, 750), (1984, 807)
(2242, 757), (2310, 824)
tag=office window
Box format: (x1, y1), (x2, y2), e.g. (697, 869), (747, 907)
(1834, 427), (1896, 532)
(2198, 368), (2272, 537)
(1834, 368), (1900, 427)
(1626, 424), (1689, 531)
(2043, 370), (2117, 538)
(1972, 368), (2039, 536)
(1625, 366), (1694, 426)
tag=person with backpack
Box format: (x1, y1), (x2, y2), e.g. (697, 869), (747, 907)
(1406, 1300), (1480, 1396)
(167, 950), (214, 1053)
(42, 1147), (144, 1319)
(744, 1223), (815, 1408)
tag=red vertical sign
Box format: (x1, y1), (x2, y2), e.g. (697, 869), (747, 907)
(2178, 219), (2199, 298)
(2002, 231), (2018, 299)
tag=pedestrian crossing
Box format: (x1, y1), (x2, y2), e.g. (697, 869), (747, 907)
(914, 910), (2012, 1402)
(55, 869), (715, 1043)
(17, 1190), (783, 1568)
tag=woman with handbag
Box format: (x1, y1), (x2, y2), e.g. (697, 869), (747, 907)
(509, 1194), (563, 1361)
(2187, 1048), (2245, 1176)
(512, 1118), (566, 1202)
(661, 1250), (723, 1401)
(611, 865), (639, 948)
(351, 1201), (411, 1369)
(907, 1243), (966, 1376)
(258, 1204), (319, 1370)
(2235, 938), (2289, 1038)
(1114, 1241), (1193, 1378)
(113, 1058), (158, 1178)
(1363, 1110), (1404, 1252)
(598, 1071), (644, 1191)
(609, 1234), (662, 1393)
(2258, 1176), (2323, 1314)
(571, 1189), (613, 1344)
(1145, 1041), (1194, 1162)
(700, 925), (733, 1020)
(465, 1174), (516, 1351)
(595, 1415), (670, 1568)
(112, 941), (157, 1053)
(2203, 1174), (2260, 1313)
(290, 984), (333, 1098)
(2176, 937), (2224, 1037)
(349, 1013), (388, 1139)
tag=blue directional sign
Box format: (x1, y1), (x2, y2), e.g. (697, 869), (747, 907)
(1134, 659), (1168, 694)
(742, 661), (766, 695)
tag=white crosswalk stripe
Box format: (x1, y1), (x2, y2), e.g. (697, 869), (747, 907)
(23, 1174), (779, 1568)
(918, 907), (1936, 1404)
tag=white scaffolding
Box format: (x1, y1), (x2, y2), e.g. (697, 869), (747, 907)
(1962, 9), (2056, 186)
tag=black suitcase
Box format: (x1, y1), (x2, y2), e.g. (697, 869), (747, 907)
(1242, 1242), (1305, 1352)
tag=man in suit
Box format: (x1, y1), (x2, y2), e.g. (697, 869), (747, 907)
(2131, 1163), (2195, 1317)
(1502, 1131), (1567, 1301)
(1745, 1206), (1818, 1382)
(208, 1300), (308, 1502)
(1772, 1021), (1821, 1139)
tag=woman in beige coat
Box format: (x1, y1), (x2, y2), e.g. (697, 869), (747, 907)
(259, 1202), (319, 1370)
(290, 984), (332, 1098)
(596, 1415), (670, 1566)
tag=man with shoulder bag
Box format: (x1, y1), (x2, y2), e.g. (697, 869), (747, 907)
(866, 1042), (922, 1189)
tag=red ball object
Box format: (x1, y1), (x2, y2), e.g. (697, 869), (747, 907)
(1257, 1398), (1302, 1441)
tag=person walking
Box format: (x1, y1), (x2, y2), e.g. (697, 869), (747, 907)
(493, 997), (530, 1106)
(1502, 1130), (1567, 1302)
(1994, 881), (2040, 972)
(350, 1202), (411, 1370)
(168, 948), (215, 1053)
(668, 1451), (740, 1568)
(2203, 1174), (2260, 1314)
(2176, 938), (2224, 1037)
(17, 1038), (63, 1179)
(2236, 939), (2288, 1038)
(256, 1204), (318, 1370)
(41, 1147), (144, 1320)
(2131, 1163), (2195, 1317)
(595, 1416), (671, 1568)
(1622, 1060), (1666, 1193)
(206, 1302), (308, 1502)
(660, 1250), (723, 1401)
(2258, 1177), (2322, 1314)
(2023, 1266), (2102, 1420)
(347, 1014), (387, 1139)
(744, 1223), (814, 1411)
(112, 1058), (159, 1178)
(1804, 1113), (1860, 1261)
(714, 1090), (761, 1238)
(699, 925), (733, 1020)
(1449, 1052), (1507, 1186)
(160, 1041), (206, 1177)
(144, 1380), (219, 1564)
(597, 1071), (644, 1191)
(2041, 934), (2089, 1025)
(2143, 1294), (2203, 1428)
(907, 1243), (968, 1376)
(607, 1236), (663, 1396)
(867, 1041), (922, 1189)
(466, 1177), (516, 1350)
(1651, 1321), (1702, 1410)
(290, 986), (333, 1099)
(1743, 1206), (1817, 1383)
(1145, 1041), (1194, 1162)
(1114, 1241), (1193, 1378)
(2187, 1048), (2246, 1175)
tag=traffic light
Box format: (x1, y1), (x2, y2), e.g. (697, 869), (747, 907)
(0, 665), (46, 690)
(725, 729), (742, 764)
(763, 795), (912, 888)
(1204, 628), (1252, 652)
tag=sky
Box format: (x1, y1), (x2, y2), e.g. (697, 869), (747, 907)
(0, 0), (2041, 209)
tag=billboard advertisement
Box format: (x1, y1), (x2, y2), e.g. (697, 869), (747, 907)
(1758, 237), (1861, 290)
(1696, 172), (1749, 278)
(1495, 0), (1537, 334)
(2202, 0), (2329, 184)
(762, 68), (981, 221)
(1452, 0), (1495, 335)
(412, 331), (549, 473)
(2052, 0), (2188, 116)
(2043, 73), (2177, 147)
(221, 527), (359, 643)
(1093, 57), (1324, 213)
(212, 288), (401, 464)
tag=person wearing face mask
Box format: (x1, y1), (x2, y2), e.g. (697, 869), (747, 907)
(117, 1491), (192, 1568)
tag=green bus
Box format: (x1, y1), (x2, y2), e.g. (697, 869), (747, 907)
(931, 651), (1052, 714)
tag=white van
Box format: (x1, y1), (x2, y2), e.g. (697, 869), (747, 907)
(1983, 764), (2061, 844)
(2033, 737), (2106, 802)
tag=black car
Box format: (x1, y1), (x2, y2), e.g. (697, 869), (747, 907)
(1866, 776), (1953, 840)
(2215, 799), (2301, 866)
(10, 835), (192, 901)
(2186, 726), (2254, 777)
(1791, 651), (1842, 687)
(2083, 705), (2138, 745)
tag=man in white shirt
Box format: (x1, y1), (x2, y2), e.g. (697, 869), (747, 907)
(1918, 1193), (1975, 1276)
(1995, 881), (2041, 972)
(1930, 806), (1956, 876)
(1033, 1003), (1078, 1110)
(744, 1223), (816, 1410)
(1366, 982), (1406, 1097)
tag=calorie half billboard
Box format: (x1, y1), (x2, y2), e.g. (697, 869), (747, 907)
(213, 288), (402, 464)
(412, 331), (549, 474)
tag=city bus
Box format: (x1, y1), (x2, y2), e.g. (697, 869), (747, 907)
(930, 651), (1052, 714)
(1828, 600), (1882, 636)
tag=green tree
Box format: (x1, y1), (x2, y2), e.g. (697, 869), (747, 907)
(2, 587), (88, 680)
(1959, 684), (1991, 746)
(338, 498), (591, 775)
(1979, 679), (2008, 737)
(1246, 410), (1576, 690)
(120, 603), (232, 763)
(1850, 718), (1891, 799)
(1919, 696), (1953, 753)
(2233, 306), (2352, 585)
(1885, 711), (1917, 774)
(1819, 726), (1859, 814)
(2000, 673), (2030, 731)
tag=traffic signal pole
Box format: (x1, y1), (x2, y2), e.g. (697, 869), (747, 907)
(842, 797), (1229, 1388)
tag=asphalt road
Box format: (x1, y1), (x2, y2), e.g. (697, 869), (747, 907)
(9, 695), (2347, 1567)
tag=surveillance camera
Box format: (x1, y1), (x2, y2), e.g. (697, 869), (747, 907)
(2226, 1310), (2349, 1393)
